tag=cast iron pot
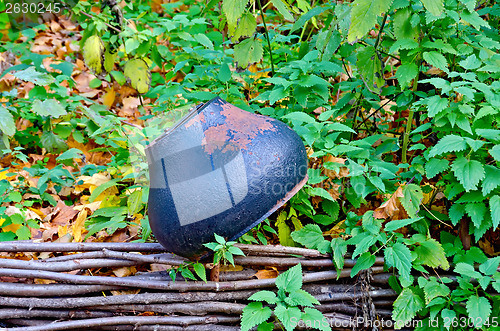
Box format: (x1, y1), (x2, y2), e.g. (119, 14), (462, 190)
(146, 97), (308, 258)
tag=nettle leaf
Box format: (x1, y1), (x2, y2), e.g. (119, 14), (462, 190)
(275, 264), (302, 293)
(302, 308), (332, 331)
(274, 306), (302, 331)
(31, 99), (67, 118)
(124, 59), (151, 94)
(490, 195), (500, 229)
(331, 237), (347, 271)
(351, 252), (376, 277)
(357, 45), (385, 93)
(241, 302), (272, 331)
(249, 291), (278, 304)
(426, 95), (448, 117)
(420, 0), (444, 16)
(428, 135), (467, 158)
(476, 129), (500, 142)
(347, 0), (393, 42)
(285, 289), (319, 307)
(0, 106), (15, 136)
(384, 217), (422, 232)
(451, 157), (485, 192)
(414, 238), (450, 270)
(423, 51), (449, 73)
(223, 0), (246, 34)
(194, 34), (214, 50)
(466, 296), (491, 328)
(423, 278), (450, 305)
(384, 243), (412, 281)
(291, 224), (329, 253)
(459, 54), (481, 70)
(465, 203), (487, 228)
(396, 63), (418, 87)
(448, 203), (465, 226)
(425, 158), (449, 179)
(13, 66), (55, 86)
(489, 145), (500, 162)
(234, 37), (263, 68)
(400, 184), (423, 218)
(83, 35), (104, 75)
(461, 10), (489, 30)
(479, 256), (500, 276)
(233, 12), (256, 40)
(393, 288), (424, 329)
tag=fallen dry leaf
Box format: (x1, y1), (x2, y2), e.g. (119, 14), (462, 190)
(254, 268), (279, 279)
(373, 185), (408, 220)
(72, 209), (87, 243)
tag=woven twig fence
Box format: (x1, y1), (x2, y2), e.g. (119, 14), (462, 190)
(0, 242), (398, 330)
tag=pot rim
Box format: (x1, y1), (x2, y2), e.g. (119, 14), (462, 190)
(145, 98), (221, 151)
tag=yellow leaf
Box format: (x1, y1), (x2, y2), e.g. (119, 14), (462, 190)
(124, 58), (151, 94)
(102, 87), (116, 108)
(83, 35), (104, 74)
(113, 266), (136, 277)
(72, 209), (87, 243)
(58, 225), (68, 238)
(73, 172), (119, 200)
(254, 268), (279, 279)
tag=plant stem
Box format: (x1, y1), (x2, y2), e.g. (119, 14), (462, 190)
(401, 62), (420, 164)
(256, 0), (275, 76)
(374, 13), (388, 50)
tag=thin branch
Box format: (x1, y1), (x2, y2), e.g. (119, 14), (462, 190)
(92, 301), (246, 315)
(0, 308), (115, 319)
(0, 283), (123, 297)
(314, 289), (396, 302)
(7, 315), (241, 331)
(0, 242), (166, 252)
(0, 257), (138, 272)
(78, 10), (122, 34)
(234, 243), (329, 257)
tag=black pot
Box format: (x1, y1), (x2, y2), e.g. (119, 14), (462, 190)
(146, 97), (308, 258)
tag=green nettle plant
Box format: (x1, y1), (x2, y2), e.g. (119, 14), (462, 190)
(241, 264), (331, 331)
(203, 233), (246, 266)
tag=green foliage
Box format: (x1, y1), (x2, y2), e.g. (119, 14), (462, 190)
(203, 233), (245, 266)
(241, 264), (331, 331)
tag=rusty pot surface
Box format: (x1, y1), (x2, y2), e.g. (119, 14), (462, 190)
(146, 97), (308, 258)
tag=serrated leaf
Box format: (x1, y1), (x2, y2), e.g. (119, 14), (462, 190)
(428, 135), (467, 158)
(426, 95), (449, 117)
(223, 0), (246, 34)
(31, 99), (67, 118)
(423, 51), (449, 73)
(385, 243), (412, 281)
(248, 290), (278, 304)
(194, 33), (214, 50)
(465, 203), (487, 228)
(423, 278), (450, 305)
(490, 195), (500, 229)
(302, 308), (332, 331)
(234, 37), (263, 68)
(241, 302), (272, 331)
(448, 203), (465, 226)
(56, 148), (83, 161)
(124, 58), (151, 94)
(420, 0), (444, 16)
(276, 213), (295, 247)
(40, 131), (66, 153)
(476, 129), (500, 141)
(233, 12), (257, 40)
(286, 289), (319, 307)
(384, 217), (422, 232)
(351, 252), (376, 277)
(0, 106), (15, 136)
(347, 0), (393, 42)
(400, 184), (423, 218)
(459, 54), (481, 70)
(414, 238), (450, 270)
(396, 63), (418, 87)
(461, 10), (489, 30)
(274, 306), (302, 331)
(482, 165), (500, 195)
(275, 264), (302, 292)
(271, 0), (294, 21)
(307, 187), (335, 202)
(451, 157), (485, 192)
(83, 35), (104, 74)
(291, 224), (328, 253)
(331, 237), (347, 271)
(327, 122), (356, 134)
(466, 296), (491, 327)
(393, 288), (424, 329)
(127, 189), (143, 216)
(490, 145), (500, 162)
(479, 256), (500, 276)
(218, 62), (231, 83)
(425, 158), (449, 178)
(13, 66), (55, 86)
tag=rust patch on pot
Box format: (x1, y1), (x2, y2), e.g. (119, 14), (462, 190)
(220, 103), (276, 150)
(185, 111), (205, 128)
(202, 124), (235, 154)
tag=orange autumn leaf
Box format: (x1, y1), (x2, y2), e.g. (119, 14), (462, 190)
(254, 268), (279, 279)
(102, 87), (116, 108)
(373, 185), (408, 220)
(72, 209), (87, 243)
